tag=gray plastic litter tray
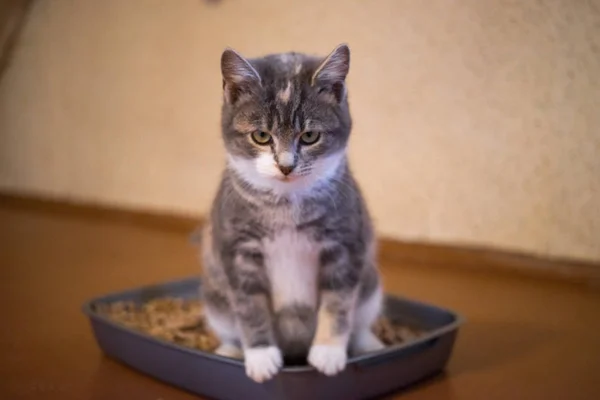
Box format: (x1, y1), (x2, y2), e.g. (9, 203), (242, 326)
(83, 277), (463, 400)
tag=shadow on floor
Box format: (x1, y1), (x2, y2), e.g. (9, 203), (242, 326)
(375, 371), (458, 399)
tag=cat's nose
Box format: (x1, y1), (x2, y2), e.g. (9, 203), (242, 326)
(278, 165), (295, 176)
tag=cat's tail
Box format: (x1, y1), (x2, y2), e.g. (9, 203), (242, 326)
(274, 305), (316, 358)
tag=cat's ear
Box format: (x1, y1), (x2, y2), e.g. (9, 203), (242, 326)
(311, 44), (350, 103)
(221, 48), (261, 104)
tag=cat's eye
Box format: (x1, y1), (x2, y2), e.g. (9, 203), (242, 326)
(251, 131), (272, 145)
(300, 131), (320, 145)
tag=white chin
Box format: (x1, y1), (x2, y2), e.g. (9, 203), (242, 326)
(227, 152), (345, 197)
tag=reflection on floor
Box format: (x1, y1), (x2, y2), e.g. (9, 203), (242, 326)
(0, 203), (599, 400)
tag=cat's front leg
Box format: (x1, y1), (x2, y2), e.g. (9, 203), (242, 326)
(234, 292), (282, 383)
(226, 248), (282, 383)
(308, 245), (360, 376)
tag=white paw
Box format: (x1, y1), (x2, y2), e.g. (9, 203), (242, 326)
(308, 344), (347, 376)
(351, 331), (385, 356)
(215, 343), (243, 359)
(244, 346), (283, 383)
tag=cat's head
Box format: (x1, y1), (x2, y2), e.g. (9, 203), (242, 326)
(220, 44), (352, 196)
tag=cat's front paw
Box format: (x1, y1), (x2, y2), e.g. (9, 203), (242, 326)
(244, 346), (283, 383)
(308, 344), (347, 376)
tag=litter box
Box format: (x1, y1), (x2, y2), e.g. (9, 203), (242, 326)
(83, 277), (463, 400)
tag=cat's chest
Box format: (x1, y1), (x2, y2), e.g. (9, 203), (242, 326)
(262, 228), (320, 310)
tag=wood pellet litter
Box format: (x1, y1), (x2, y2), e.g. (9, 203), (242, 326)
(97, 297), (425, 353)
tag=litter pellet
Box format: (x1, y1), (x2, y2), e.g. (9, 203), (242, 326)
(99, 297), (425, 353)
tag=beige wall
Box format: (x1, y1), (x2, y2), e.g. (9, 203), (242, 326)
(0, 0), (599, 262)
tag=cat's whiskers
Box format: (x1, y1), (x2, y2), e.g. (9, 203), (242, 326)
(320, 186), (339, 215)
(329, 177), (356, 204)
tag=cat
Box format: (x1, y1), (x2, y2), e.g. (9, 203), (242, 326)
(200, 44), (384, 383)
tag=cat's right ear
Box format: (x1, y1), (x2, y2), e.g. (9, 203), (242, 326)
(221, 48), (261, 104)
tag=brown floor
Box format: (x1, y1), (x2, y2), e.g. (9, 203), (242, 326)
(1, 204), (599, 400)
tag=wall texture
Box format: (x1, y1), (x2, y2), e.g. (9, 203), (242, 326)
(0, 0), (599, 262)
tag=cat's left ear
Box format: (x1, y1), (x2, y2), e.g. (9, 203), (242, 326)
(311, 44), (350, 103)
(221, 48), (261, 104)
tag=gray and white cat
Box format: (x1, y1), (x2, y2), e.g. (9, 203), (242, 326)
(200, 44), (384, 383)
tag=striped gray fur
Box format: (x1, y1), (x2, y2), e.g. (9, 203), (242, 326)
(201, 44), (384, 383)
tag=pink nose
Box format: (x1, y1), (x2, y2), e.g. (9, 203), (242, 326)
(278, 165), (294, 176)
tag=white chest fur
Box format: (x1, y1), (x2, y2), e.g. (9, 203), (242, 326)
(262, 229), (319, 311)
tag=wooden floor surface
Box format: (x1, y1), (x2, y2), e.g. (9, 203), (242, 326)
(1, 203), (599, 399)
